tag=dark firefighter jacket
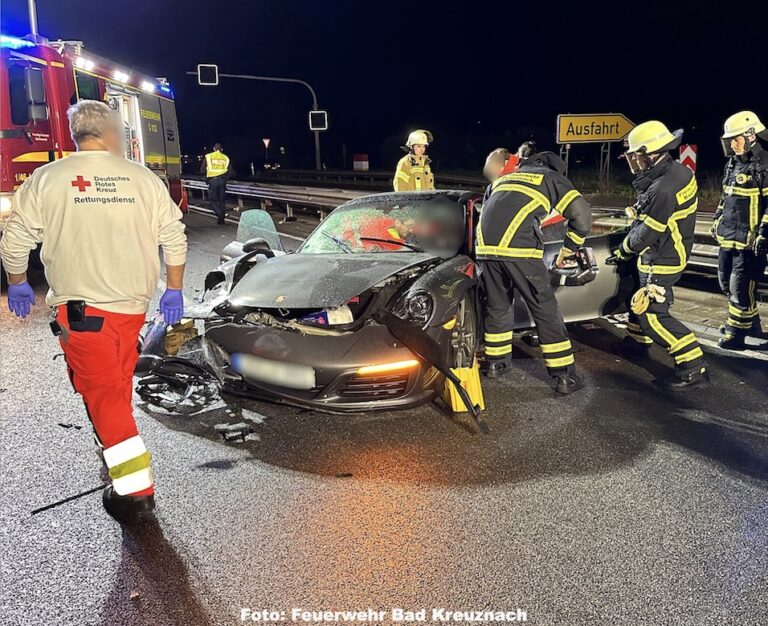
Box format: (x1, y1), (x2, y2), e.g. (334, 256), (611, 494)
(477, 156), (592, 261)
(714, 142), (768, 249)
(619, 156), (698, 276)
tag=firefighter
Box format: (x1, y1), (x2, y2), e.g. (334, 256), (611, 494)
(482, 142), (537, 190)
(607, 120), (709, 391)
(0, 100), (188, 524)
(712, 111), (768, 349)
(201, 142), (233, 224)
(477, 149), (592, 394)
(393, 130), (435, 191)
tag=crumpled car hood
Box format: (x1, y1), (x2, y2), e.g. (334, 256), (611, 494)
(227, 252), (439, 309)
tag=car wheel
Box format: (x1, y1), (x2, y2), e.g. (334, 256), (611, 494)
(450, 293), (478, 368)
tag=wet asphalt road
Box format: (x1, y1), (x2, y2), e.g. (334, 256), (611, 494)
(1, 211), (767, 626)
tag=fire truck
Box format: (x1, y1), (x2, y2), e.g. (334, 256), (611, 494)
(0, 33), (185, 233)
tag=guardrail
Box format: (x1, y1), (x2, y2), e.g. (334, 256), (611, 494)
(253, 168), (487, 190)
(182, 178), (363, 221)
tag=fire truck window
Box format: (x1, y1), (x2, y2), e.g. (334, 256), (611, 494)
(8, 65), (30, 125)
(75, 71), (100, 101)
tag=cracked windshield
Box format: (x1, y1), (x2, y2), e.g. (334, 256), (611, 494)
(300, 197), (465, 254)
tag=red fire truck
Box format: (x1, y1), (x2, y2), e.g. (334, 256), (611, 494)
(0, 33), (185, 232)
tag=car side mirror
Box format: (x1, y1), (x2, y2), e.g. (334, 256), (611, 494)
(242, 237), (272, 254)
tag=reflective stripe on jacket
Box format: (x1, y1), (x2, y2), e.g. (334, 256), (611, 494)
(714, 143), (768, 248)
(620, 157), (698, 276)
(205, 150), (230, 178)
(393, 154), (434, 191)
(476, 168), (591, 261)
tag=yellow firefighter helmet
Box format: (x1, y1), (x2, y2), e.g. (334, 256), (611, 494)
(405, 129), (433, 147)
(626, 120), (683, 154)
(722, 111), (766, 139)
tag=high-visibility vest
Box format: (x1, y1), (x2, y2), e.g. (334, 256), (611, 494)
(205, 150), (230, 177)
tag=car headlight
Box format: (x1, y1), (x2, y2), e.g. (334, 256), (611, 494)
(392, 289), (434, 328)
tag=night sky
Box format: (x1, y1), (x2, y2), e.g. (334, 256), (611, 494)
(2, 1), (767, 173)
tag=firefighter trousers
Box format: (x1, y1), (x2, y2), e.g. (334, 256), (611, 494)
(208, 175), (227, 223)
(480, 258), (575, 377)
(56, 305), (153, 497)
(627, 272), (705, 375)
(718, 248), (766, 336)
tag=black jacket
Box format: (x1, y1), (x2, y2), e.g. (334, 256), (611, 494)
(619, 156), (698, 277)
(477, 156), (592, 261)
(714, 142), (768, 248)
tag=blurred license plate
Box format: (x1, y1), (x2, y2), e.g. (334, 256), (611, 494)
(231, 353), (316, 390)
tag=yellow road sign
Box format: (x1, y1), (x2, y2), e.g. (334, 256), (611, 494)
(557, 113), (635, 144)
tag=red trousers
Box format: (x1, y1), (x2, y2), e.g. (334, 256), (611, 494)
(56, 305), (153, 496)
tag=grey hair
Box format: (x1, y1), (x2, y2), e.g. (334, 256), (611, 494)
(67, 100), (120, 145)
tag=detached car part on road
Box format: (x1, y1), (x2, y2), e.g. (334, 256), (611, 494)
(137, 191), (632, 414)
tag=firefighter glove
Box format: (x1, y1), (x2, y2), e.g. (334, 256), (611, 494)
(555, 246), (578, 268)
(630, 284), (667, 315)
(710, 215), (721, 243)
(7, 281), (36, 319)
(755, 234), (768, 256)
(624, 205), (638, 219)
(606, 246), (632, 265)
(159, 288), (184, 326)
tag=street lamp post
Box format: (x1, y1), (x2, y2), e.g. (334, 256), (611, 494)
(188, 71), (323, 170)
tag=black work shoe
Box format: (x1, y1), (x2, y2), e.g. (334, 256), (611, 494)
(611, 336), (652, 357)
(659, 368), (711, 392)
(718, 334), (747, 350)
(102, 485), (155, 525)
(554, 373), (585, 395)
(485, 360), (511, 379)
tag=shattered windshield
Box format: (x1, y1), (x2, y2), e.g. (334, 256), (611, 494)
(300, 197), (465, 255)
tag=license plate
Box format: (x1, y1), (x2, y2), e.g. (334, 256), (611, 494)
(231, 353), (316, 390)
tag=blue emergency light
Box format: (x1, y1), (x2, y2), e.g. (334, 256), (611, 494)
(0, 34), (35, 49)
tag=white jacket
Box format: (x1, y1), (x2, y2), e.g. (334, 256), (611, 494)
(0, 151), (187, 314)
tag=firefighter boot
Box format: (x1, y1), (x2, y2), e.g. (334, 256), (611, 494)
(719, 319), (764, 339)
(554, 368), (584, 395)
(718, 333), (747, 351)
(102, 486), (155, 525)
(485, 357), (512, 379)
(659, 367), (711, 392)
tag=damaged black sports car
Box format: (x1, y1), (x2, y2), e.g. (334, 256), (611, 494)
(139, 191), (631, 413)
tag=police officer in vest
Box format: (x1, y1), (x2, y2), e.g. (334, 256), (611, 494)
(712, 111), (768, 349)
(608, 121), (708, 391)
(477, 150), (591, 394)
(201, 143), (233, 224)
(393, 130), (435, 192)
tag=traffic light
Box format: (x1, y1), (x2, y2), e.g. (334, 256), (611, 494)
(197, 64), (219, 86)
(309, 110), (328, 131)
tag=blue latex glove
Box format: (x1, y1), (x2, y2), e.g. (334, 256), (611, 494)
(7, 281), (36, 318)
(159, 288), (184, 326)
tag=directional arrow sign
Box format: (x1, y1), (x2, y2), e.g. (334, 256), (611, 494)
(557, 113), (635, 144)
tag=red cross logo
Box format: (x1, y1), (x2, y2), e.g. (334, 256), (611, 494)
(71, 176), (91, 192)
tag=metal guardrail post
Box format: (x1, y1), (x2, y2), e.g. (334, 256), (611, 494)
(286, 203), (294, 219)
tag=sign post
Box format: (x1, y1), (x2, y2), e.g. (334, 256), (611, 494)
(556, 113), (635, 187)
